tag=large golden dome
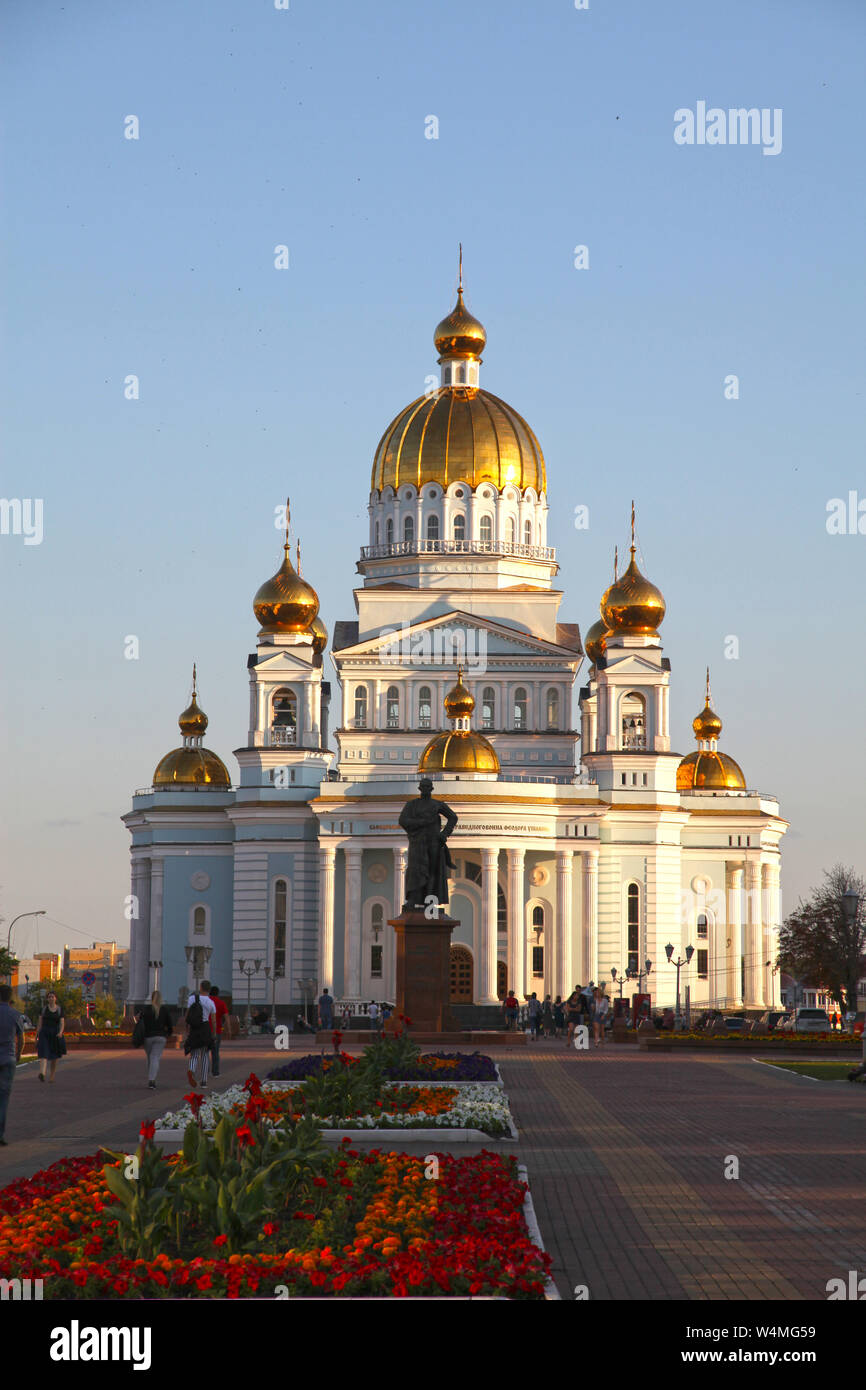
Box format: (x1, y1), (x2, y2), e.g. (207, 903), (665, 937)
(153, 747), (231, 788)
(254, 544), (319, 633)
(676, 750), (746, 792)
(371, 387), (546, 494)
(601, 550), (665, 635)
(419, 729), (500, 775)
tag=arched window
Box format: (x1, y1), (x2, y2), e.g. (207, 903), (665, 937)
(514, 687), (528, 730)
(273, 690), (297, 746)
(193, 906), (206, 936)
(697, 912), (708, 940)
(403, 515), (414, 543)
(354, 685), (368, 729)
(524, 519), (532, 547)
(621, 693), (646, 750)
(480, 515), (493, 545)
(426, 514), (439, 542)
(370, 903), (384, 979)
(546, 688), (559, 730)
(482, 686), (495, 730)
(386, 685), (400, 729)
(385, 517), (393, 546)
(532, 905), (544, 928)
(273, 879), (288, 978)
(530, 906), (544, 978)
(627, 883), (640, 973)
(508, 517), (516, 545)
(418, 685), (432, 729)
(453, 513), (465, 541)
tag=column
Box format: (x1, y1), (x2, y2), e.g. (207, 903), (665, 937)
(507, 848), (525, 999)
(745, 860), (762, 1007)
(480, 847), (500, 1003)
(726, 865), (744, 1007)
(392, 847), (407, 999)
(149, 857), (164, 995)
(581, 848), (599, 986)
(556, 850), (574, 997)
(343, 847), (362, 999)
(129, 858), (149, 1004)
(318, 846), (336, 991)
(763, 861), (781, 1007)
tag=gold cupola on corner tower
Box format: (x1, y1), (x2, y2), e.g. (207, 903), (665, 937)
(253, 503), (320, 634)
(419, 669), (500, 776)
(601, 504), (666, 636)
(153, 665), (231, 787)
(676, 669), (746, 791)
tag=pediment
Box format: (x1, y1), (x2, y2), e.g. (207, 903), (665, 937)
(598, 652), (664, 677)
(333, 609), (583, 662)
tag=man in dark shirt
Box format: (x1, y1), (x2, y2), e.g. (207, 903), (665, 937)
(0, 984), (25, 1146)
(209, 985), (229, 1076)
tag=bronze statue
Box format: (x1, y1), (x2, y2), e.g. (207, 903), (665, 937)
(398, 778), (458, 911)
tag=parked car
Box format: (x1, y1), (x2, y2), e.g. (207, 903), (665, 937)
(722, 1017), (746, 1032)
(695, 1009), (724, 1031)
(756, 1010), (790, 1033)
(777, 1007), (832, 1033)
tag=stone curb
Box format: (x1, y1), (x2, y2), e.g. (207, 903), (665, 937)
(518, 1162), (561, 1301)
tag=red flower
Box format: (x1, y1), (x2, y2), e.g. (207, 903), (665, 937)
(213, 1234), (228, 1247)
(236, 1125), (255, 1148)
(183, 1092), (204, 1119)
(243, 1073), (262, 1096)
(313, 1176), (328, 1188)
(139, 1121), (156, 1142)
(262, 1222), (278, 1236)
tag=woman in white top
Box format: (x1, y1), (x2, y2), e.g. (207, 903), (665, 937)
(591, 988), (610, 1049)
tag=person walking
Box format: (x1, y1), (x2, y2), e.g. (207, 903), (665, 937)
(526, 992), (542, 1040)
(504, 989), (519, 1031)
(541, 994), (554, 1038)
(36, 990), (66, 1083)
(318, 988), (334, 1030)
(369, 1000), (381, 1038)
(553, 996), (565, 1039)
(591, 988), (610, 1049)
(566, 987), (583, 1048)
(136, 990), (173, 1088)
(185, 980), (216, 1089)
(209, 985), (229, 1076)
(0, 985), (24, 1146)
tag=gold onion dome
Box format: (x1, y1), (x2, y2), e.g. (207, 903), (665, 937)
(584, 618), (610, 664)
(309, 613), (328, 655)
(676, 672), (745, 791)
(371, 389), (545, 494)
(434, 289), (487, 360)
(600, 506), (665, 635)
(253, 543), (319, 633)
(153, 670), (230, 788)
(443, 669), (475, 718)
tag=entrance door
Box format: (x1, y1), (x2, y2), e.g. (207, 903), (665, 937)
(450, 945), (473, 1002)
(497, 961), (507, 998)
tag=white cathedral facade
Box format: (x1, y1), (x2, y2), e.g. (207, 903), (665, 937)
(124, 273), (787, 1017)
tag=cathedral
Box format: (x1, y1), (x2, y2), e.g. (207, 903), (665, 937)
(124, 268), (787, 1017)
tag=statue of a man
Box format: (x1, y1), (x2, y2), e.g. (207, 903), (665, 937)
(398, 778), (458, 911)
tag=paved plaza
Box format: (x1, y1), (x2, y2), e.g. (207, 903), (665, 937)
(2, 1039), (864, 1301)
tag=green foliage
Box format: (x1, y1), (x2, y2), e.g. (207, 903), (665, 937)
(780, 863), (866, 1010)
(101, 1141), (175, 1262)
(359, 1032), (421, 1079)
(0, 947), (19, 981)
(91, 993), (123, 1026)
(302, 1056), (381, 1120)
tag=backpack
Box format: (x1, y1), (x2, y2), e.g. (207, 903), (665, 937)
(187, 994), (204, 1029)
(131, 1013), (147, 1048)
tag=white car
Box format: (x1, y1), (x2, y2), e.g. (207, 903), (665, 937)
(777, 1007), (832, 1034)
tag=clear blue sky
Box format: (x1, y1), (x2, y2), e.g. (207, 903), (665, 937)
(1, 0), (864, 960)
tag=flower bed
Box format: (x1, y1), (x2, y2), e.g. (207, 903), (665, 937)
(640, 1032), (858, 1050)
(267, 1051), (498, 1084)
(0, 1139), (548, 1299)
(156, 1079), (512, 1138)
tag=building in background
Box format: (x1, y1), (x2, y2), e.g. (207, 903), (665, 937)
(124, 270), (787, 1017)
(64, 942), (129, 1004)
(11, 953), (61, 997)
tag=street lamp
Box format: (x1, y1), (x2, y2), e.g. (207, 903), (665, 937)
(184, 944), (213, 995)
(148, 959), (163, 993)
(665, 943), (694, 1028)
(263, 964), (278, 1028)
(238, 958), (263, 1030)
(5, 910), (46, 980)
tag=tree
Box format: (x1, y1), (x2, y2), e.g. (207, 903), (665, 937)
(91, 993), (123, 1026)
(779, 864), (866, 1012)
(0, 947), (19, 982)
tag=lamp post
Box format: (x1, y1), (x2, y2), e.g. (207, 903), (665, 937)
(5, 910), (46, 981)
(298, 977), (317, 1030)
(184, 944), (213, 995)
(665, 943), (694, 1028)
(263, 964), (278, 1029)
(148, 959), (163, 994)
(238, 958), (263, 1030)
(842, 890), (861, 1029)
(610, 967), (626, 1001)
